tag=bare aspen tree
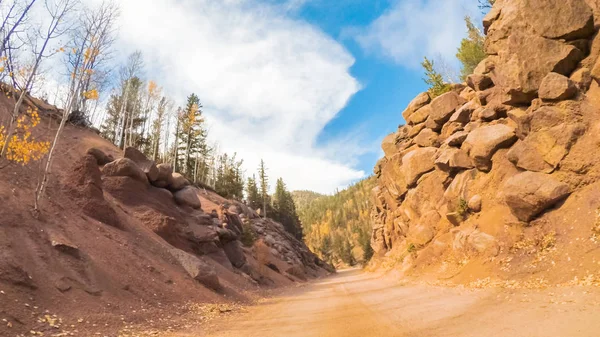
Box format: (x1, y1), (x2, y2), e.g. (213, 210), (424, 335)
(1, 0), (74, 159)
(151, 95), (170, 161)
(35, 0), (109, 209)
(67, 0), (118, 117)
(433, 53), (460, 84)
(172, 107), (181, 171)
(0, 0), (37, 58)
(0, 1), (33, 91)
(116, 51), (143, 149)
(140, 80), (160, 152)
(162, 101), (176, 159)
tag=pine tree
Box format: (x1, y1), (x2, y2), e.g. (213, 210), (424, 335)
(258, 159), (269, 217)
(246, 175), (261, 211)
(272, 177), (303, 239)
(456, 16), (486, 80)
(214, 153), (244, 199)
(421, 57), (450, 98)
(176, 94), (208, 177)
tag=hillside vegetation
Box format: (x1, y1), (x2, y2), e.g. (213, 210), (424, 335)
(294, 178), (375, 267)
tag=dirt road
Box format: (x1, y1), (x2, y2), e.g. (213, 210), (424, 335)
(174, 269), (600, 337)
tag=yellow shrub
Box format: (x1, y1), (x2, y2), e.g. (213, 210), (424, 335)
(0, 107), (50, 165)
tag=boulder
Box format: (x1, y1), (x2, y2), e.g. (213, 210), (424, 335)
(460, 87), (477, 101)
(381, 132), (398, 158)
(401, 147), (438, 186)
(170, 173), (190, 191)
(538, 72), (578, 101)
(408, 123), (427, 138)
(467, 230), (499, 256)
(446, 212), (464, 226)
(462, 124), (517, 171)
(507, 140), (554, 173)
(124, 147), (159, 182)
(440, 122), (464, 140)
(156, 163), (173, 182)
(570, 67), (592, 91)
(407, 105), (432, 125)
(153, 180), (169, 188)
(449, 101), (478, 124)
(444, 131), (469, 147)
(404, 171), (449, 220)
(402, 92), (431, 121)
(380, 155), (409, 200)
(428, 92), (466, 128)
(453, 228), (498, 256)
(173, 186), (202, 209)
(507, 123), (585, 172)
(409, 224), (435, 247)
(223, 240), (247, 268)
(486, 0), (594, 53)
(435, 148), (474, 172)
(443, 169), (477, 210)
(185, 224), (220, 244)
(504, 171), (571, 222)
(170, 248), (221, 291)
(479, 106), (499, 121)
(86, 148), (113, 166)
(216, 227), (238, 243)
(102, 158), (148, 184)
(414, 128), (439, 147)
(491, 32), (584, 104)
(410, 210), (441, 246)
(468, 195), (482, 213)
(467, 74), (494, 91)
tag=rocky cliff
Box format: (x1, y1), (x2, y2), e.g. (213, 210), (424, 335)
(371, 0), (600, 285)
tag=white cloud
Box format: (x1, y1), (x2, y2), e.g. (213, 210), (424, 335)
(354, 0), (480, 68)
(81, 0), (365, 193)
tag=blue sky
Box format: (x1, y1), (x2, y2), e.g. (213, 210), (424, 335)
(72, 0), (480, 193)
(295, 0), (478, 177)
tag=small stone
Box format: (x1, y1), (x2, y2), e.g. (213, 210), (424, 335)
(468, 195), (482, 213)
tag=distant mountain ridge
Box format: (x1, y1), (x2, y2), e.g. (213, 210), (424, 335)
(293, 178), (375, 267)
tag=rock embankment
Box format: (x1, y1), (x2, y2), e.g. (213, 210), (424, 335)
(78, 146), (329, 289)
(371, 0), (600, 282)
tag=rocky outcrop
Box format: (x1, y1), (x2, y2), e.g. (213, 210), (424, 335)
(371, 0), (597, 275)
(484, 0), (594, 104)
(66, 147), (330, 295)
